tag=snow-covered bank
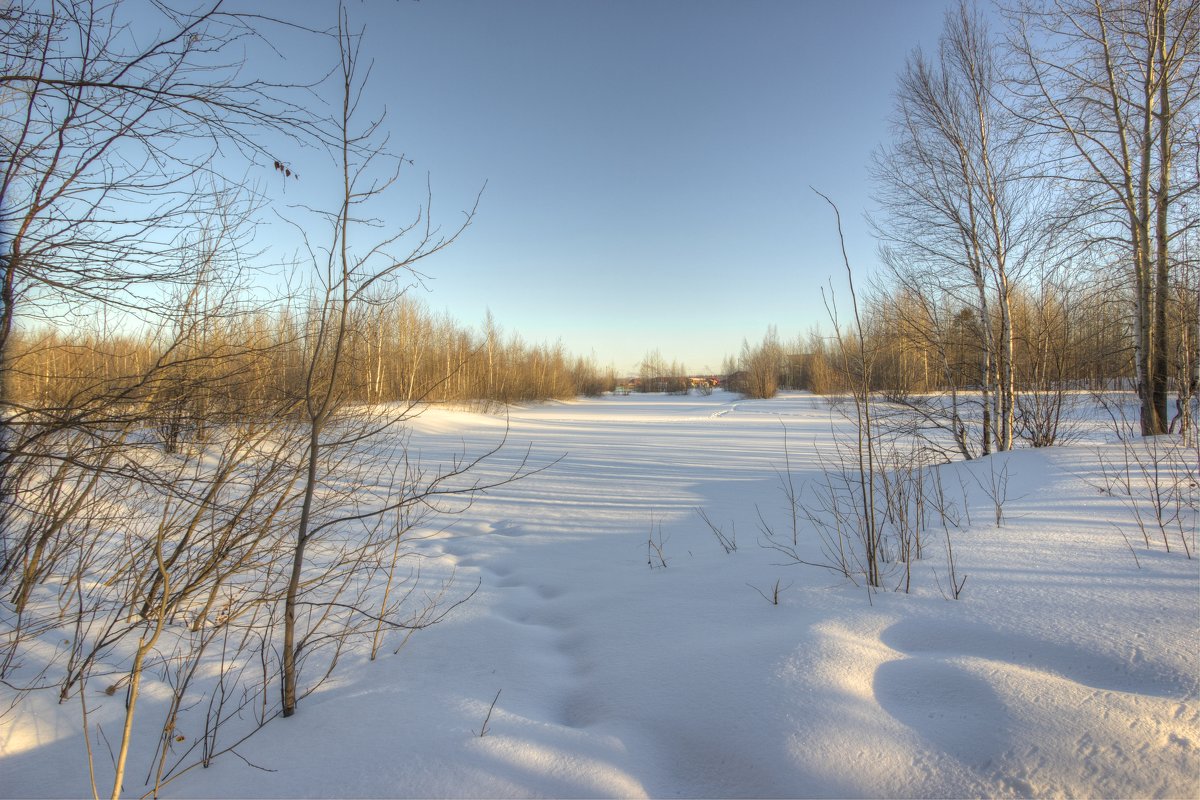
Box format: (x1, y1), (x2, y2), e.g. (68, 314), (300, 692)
(2, 391), (1196, 798)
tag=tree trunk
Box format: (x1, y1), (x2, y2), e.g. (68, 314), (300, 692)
(1152, 0), (1173, 435)
(282, 424), (321, 717)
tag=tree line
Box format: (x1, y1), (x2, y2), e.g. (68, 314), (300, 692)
(6, 301), (612, 447)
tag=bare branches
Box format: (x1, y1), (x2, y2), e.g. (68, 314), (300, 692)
(696, 507), (737, 554)
(474, 688), (501, 737)
(0, 1), (540, 789)
(1008, 0), (1200, 435)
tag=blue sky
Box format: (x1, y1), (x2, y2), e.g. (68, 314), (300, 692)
(266, 0), (961, 374)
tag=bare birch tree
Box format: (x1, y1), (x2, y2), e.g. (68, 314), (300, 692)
(1010, 0), (1200, 435)
(873, 1), (1039, 453)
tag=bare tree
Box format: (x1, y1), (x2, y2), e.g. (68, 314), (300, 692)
(275, 8), (544, 719)
(873, 1), (1041, 453)
(0, 0), (321, 540)
(1010, 0), (1200, 435)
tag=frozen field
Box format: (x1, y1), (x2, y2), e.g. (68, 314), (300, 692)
(3, 391), (1198, 798)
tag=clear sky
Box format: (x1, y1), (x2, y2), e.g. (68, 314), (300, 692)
(266, 0), (962, 375)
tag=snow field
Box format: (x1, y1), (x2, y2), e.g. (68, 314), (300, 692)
(1, 391), (1196, 798)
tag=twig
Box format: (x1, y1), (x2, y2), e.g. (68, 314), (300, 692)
(475, 689), (501, 737)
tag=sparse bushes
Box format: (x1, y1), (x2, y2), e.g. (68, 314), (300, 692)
(1093, 405), (1198, 559)
(756, 418), (968, 596)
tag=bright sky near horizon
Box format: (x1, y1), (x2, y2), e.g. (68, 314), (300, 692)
(266, 0), (965, 375)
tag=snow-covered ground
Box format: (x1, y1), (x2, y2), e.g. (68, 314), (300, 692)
(3, 391), (1197, 798)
